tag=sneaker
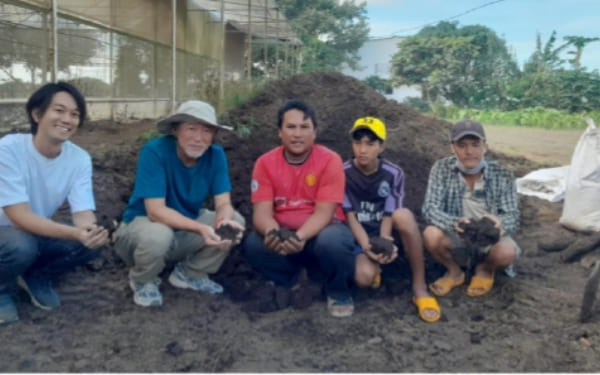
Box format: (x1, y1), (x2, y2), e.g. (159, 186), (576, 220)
(0, 293), (19, 324)
(168, 263), (223, 294)
(327, 295), (354, 318)
(17, 275), (60, 310)
(129, 278), (162, 307)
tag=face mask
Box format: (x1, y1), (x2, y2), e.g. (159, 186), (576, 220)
(456, 158), (487, 175)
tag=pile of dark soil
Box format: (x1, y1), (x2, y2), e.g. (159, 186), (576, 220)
(3, 72), (599, 372)
(218, 72), (452, 220)
(81, 72), (544, 312)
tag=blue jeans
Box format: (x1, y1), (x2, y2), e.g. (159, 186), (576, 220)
(242, 223), (356, 299)
(0, 227), (100, 293)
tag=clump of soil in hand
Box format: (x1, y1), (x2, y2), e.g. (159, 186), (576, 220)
(215, 223), (242, 241)
(267, 227), (300, 242)
(369, 236), (395, 257)
(459, 217), (500, 247)
(96, 214), (118, 237)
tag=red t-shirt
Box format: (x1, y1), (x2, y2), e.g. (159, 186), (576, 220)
(251, 144), (346, 230)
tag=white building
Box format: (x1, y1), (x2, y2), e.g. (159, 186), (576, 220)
(342, 36), (420, 102)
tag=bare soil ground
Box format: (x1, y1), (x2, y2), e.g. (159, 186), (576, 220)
(484, 125), (582, 166)
(1, 72), (599, 372)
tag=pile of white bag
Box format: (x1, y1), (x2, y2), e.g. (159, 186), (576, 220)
(517, 166), (569, 203)
(516, 118), (600, 232)
(560, 118), (600, 232)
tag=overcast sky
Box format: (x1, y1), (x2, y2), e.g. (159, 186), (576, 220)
(363, 0), (600, 71)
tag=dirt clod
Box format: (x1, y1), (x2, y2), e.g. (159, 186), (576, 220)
(369, 236), (395, 256)
(459, 217), (500, 247)
(215, 223), (241, 241)
(267, 227), (300, 242)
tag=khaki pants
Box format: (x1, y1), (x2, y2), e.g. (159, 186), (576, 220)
(114, 209), (245, 283)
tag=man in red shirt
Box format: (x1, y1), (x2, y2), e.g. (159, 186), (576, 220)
(242, 99), (357, 318)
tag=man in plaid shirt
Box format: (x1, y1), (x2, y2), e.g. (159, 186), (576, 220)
(422, 120), (520, 298)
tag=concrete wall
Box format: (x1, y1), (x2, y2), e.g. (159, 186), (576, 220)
(225, 25), (246, 80)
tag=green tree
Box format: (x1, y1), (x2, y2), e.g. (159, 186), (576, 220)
(513, 31), (600, 112)
(523, 31), (569, 74)
(563, 35), (600, 69)
(390, 21), (518, 109)
(275, 0), (369, 71)
(363, 75), (392, 95)
(391, 35), (479, 107)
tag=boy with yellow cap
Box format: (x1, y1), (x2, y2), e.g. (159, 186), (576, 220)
(342, 116), (440, 323)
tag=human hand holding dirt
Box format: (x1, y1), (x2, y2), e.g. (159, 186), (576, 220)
(264, 228), (281, 251)
(198, 223), (231, 249)
(458, 216), (501, 247)
(366, 236), (398, 264)
(454, 217), (471, 234)
(79, 224), (109, 249)
(215, 220), (244, 245)
(266, 227), (303, 255)
(482, 214), (505, 236)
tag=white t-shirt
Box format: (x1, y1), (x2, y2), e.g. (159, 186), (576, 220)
(0, 133), (95, 227)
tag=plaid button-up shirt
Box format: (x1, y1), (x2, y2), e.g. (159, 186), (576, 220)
(422, 156), (519, 235)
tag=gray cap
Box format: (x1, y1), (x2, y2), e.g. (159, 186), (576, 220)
(451, 120), (485, 141)
(157, 100), (233, 134)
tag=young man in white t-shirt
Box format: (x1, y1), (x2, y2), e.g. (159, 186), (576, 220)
(0, 82), (108, 324)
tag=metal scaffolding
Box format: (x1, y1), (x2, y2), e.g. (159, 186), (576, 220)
(0, 0), (301, 122)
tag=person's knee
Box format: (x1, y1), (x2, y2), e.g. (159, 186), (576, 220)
(0, 231), (38, 268)
(134, 222), (174, 259)
(392, 208), (416, 228)
(488, 241), (517, 268)
(355, 254), (378, 288)
(314, 224), (354, 251)
(423, 225), (446, 253)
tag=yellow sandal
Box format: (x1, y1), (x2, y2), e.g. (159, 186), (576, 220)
(428, 273), (465, 297)
(413, 296), (441, 323)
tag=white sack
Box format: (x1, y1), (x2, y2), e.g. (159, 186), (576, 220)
(516, 166), (569, 202)
(559, 118), (600, 232)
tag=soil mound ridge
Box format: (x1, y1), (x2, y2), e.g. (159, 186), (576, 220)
(219, 71), (453, 220)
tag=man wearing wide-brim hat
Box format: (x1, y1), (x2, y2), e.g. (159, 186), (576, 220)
(114, 100), (245, 307)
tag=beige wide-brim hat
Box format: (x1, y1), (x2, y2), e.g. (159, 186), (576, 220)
(157, 100), (233, 134)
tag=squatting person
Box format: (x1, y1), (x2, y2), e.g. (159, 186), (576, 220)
(114, 100), (245, 307)
(242, 99), (358, 318)
(343, 116), (441, 322)
(422, 119), (520, 298)
(0, 82), (109, 324)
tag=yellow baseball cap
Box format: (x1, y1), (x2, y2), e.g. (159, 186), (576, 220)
(349, 116), (386, 141)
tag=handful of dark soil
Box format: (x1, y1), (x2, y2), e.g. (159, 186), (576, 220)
(267, 227), (300, 242)
(369, 236), (395, 257)
(215, 223), (242, 241)
(458, 217), (500, 247)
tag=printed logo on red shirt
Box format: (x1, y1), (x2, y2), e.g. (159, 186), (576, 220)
(305, 173), (316, 187)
